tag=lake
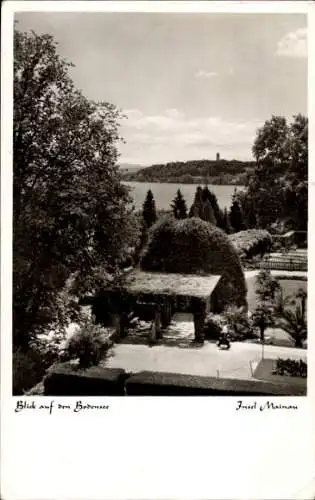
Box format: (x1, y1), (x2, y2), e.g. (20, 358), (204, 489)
(123, 182), (244, 212)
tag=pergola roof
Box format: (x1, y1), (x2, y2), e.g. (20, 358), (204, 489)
(123, 270), (221, 300)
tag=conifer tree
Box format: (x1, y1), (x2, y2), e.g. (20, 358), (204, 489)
(171, 189), (188, 219)
(201, 199), (217, 225)
(142, 190), (157, 228)
(229, 192), (246, 232)
(189, 186), (203, 217)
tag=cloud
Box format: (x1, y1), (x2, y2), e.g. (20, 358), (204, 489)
(195, 70), (218, 78)
(276, 28), (307, 58)
(119, 109), (261, 164)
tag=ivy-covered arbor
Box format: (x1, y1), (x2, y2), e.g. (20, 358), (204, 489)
(103, 270), (221, 343)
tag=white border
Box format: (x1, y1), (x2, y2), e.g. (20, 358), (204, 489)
(1, 2), (315, 500)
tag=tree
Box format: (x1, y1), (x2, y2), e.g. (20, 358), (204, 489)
(251, 271), (280, 345)
(255, 270), (281, 303)
(229, 191), (246, 232)
(276, 288), (307, 348)
(244, 114), (308, 230)
(13, 27), (139, 349)
(201, 199), (216, 224)
(142, 190), (157, 228)
(201, 186), (225, 227)
(171, 189), (187, 219)
(251, 301), (275, 344)
(189, 186), (203, 217)
(277, 306), (307, 348)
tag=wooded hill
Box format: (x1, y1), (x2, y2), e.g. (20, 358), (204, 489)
(122, 159), (255, 185)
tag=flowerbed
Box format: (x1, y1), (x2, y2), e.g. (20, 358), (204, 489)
(272, 358), (307, 378)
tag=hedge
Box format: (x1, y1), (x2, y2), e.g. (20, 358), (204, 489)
(44, 363), (126, 396)
(125, 371), (306, 396)
(230, 229), (272, 260)
(140, 217), (247, 312)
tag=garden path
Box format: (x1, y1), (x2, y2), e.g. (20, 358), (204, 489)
(103, 341), (306, 381)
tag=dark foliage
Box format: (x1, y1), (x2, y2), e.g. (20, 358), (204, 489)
(13, 27), (139, 350)
(122, 158), (255, 185)
(142, 189), (157, 228)
(140, 217), (247, 312)
(241, 115), (308, 231)
(229, 192), (246, 232)
(170, 189), (188, 219)
(230, 230), (272, 260)
(273, 358), (307, 378)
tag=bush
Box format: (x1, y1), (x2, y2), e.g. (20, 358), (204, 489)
(13, 347), (46, 395)
(13, 329), (70, 394)
(64, 319), (114, 368)
(222, 306), (254, 340)
(272, 358), (307, 378)
(141, 217), (247, 312)
(203, 314), (224, 339)
(229, 229), (272, 260)
(44, 364), (126, 396)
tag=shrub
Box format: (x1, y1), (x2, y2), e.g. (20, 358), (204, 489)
(222, 306), (253, 340)
(141, 217), (247, 312)
(272, 358), (307, 378)
(229, 229), (272, 260)
(13, 347), (45, 395)
(203, 314), (224, 339)
(64, 319), (114, 368)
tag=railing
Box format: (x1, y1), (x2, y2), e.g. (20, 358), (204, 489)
(260, 258), (307, 272)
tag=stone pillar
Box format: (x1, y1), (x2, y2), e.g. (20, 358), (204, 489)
(120, 312), (128, 338)
(114, 313), (121, 338)
(193, 300), (206, 343)
(155, 306), (162, 339)
(114, 312), (128, 339)
(161, 298), (172, 328)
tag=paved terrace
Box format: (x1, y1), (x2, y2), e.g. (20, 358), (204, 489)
(103, 339), (306, 381)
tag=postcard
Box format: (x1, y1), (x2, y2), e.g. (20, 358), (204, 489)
(1, 1), (314, 499)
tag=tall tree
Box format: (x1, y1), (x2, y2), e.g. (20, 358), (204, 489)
(245, 114), (308, 230)
(189, 186), (203, 217)
(201, 186), (225, 228)
(229, 192), (246, 232)
(142, 189), (157, 228)
(201, 199), (217, 225)
(13, 27), (138, 348)
(171, 189), (188, 219)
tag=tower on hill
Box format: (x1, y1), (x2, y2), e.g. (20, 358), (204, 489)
(216, 152), (220, 161)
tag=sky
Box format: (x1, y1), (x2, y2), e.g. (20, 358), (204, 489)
(15, 12), (307, 165)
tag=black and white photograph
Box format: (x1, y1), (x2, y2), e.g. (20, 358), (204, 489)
(2, 2), (315, 500)
(11, 8), (308, 397)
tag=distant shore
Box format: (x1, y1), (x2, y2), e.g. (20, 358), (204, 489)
(122, 177), (245, 186)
